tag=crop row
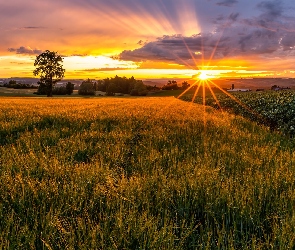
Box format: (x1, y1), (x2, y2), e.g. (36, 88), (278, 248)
(181, 90), (295, 136)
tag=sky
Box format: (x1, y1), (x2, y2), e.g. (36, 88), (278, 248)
(0, 0), (295, 80)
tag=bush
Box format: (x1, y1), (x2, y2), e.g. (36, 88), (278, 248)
(139, 90), (148, 96)
(52, 87), (68, 95)
(66, 82), (74, 95)
(35, 81), (47, 95)
(78, 81), (95, 96)
(130, 89), (139, 96)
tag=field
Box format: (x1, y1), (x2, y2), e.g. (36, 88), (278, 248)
(0, 87), (37, 97)
(1, 97), (295, 249)
(181, 90), (295, 136)
(0, 87), (81, 97)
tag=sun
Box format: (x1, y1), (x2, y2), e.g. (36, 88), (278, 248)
(198, 71), (211, 80)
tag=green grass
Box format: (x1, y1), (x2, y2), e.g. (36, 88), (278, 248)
(181, 90), (295, 136)
(0, 87), (82, 97)
(0, 87), (37, 97)
(1, 97), (295, 249)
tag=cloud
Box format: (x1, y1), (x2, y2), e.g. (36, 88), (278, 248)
(119, 33), (232, 65)
(212, 12), (239, 26)
(257, 0), (283, 20)
(117, 0), (295, 66)
(280, 33), (295, 50)
(8, 46), (43, 55)
(243, 0), (284, 28)
(21, 26), (46, 30)
(229, 12), (240, 22)
(137, 40), (148, 46)
(78, 67), (135, 72)
(216, 0), (238, 7)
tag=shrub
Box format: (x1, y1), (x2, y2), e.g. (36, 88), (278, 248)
(66, 82), (74, 95)
(78, 80), (95, 95)
(130, 89), (139, 96)
(52, 87), (68, 95)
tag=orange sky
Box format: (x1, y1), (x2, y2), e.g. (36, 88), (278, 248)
(1, 0), (295, 80)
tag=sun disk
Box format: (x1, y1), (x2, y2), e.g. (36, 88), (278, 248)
(198, 71), (211, 80)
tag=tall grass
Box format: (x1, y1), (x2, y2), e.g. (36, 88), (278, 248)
(0, 97), (295, 249)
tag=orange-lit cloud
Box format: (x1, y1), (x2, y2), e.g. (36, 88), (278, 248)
(1, 0), (295, 79)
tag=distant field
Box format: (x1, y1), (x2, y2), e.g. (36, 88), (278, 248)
(1, 97), (295, 249)
(0, 87), (37, 97)
(0, 87), (81, 97)
(148, 88), (224, 97)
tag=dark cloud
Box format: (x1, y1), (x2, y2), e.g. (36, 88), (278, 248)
(8, 46), (43, 55)
(21, 26), (46, 30)
(212, 12), (239, 26)
(280, 33), (295, 50)
(238, 29), (279, 54)
(137, 40), (148, 46)
(229, 13), (239, 22)
(216, 0), (238, 7)
(243, 1), (283, 29)
(257, 0), (283, 20)
(119, 33), (232, 64)
(118, 0), (295, 65)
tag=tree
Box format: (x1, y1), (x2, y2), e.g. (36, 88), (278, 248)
(162, 80), (179, 90)
(33, 50), (65, 97)
(181, 81), (190, 90)
(35, 80), (47, 95)
(78, 79), (95, 95)
(66, 82), (74, 95)
(131, 80), (147, 96)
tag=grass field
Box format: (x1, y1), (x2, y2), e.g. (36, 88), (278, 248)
(0, 87), (37, 97)
(0, 88), (82, 97)
(147, 88), (224, 97)
(1, 97), (295, 249)
(181, 90), (295, 136)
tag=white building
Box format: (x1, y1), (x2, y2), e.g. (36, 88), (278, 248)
(227, 89), (252, 92)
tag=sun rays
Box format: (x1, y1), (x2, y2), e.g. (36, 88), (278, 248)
(172, 26), (266, 137)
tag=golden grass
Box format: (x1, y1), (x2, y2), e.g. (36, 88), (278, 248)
(0, 97), (295, 249)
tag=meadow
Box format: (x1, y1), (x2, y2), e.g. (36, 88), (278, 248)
(1, 97), (295, 249)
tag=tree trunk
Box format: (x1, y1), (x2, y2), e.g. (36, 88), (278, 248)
(47, 78), (53, 97)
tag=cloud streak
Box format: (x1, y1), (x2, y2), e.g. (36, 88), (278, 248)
(8, 46), (43, 55)
(216, 0), (238, 7)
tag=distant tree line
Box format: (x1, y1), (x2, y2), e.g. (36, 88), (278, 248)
(78, 76), (149, 96)
(78, 78), (190, 96)
(33, 72), (192, 97)
(1, 80), (38, 89)
(162, 80), (190, 90)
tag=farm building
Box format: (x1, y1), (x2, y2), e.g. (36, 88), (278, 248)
(227, 88), (252, 92)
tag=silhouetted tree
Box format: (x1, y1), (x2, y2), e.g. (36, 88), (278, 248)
(78, 79), (95, 95)
(162, 80), (179, 90)
(35, 80), (47, 95)
(33, 50), (65, 97)
(66, 82), (74, 95)
(106, 83), (116, 96)
(181, 81), (190, 90)
(95, 80), (104, 91)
